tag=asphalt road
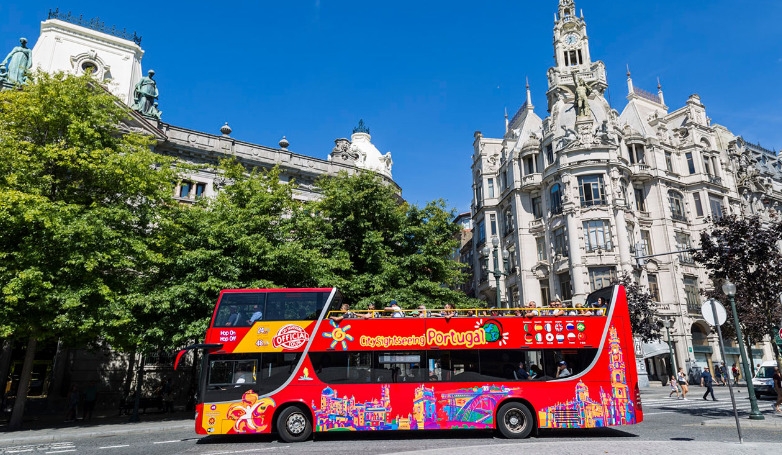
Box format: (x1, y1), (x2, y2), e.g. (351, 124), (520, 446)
(1, 386), (780, 454)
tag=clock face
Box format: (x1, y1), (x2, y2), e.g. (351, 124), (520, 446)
(564, 33), (579, 45)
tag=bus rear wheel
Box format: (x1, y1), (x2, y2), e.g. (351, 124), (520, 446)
(277, 406), (312, 443)
(496, 402), (534, 439)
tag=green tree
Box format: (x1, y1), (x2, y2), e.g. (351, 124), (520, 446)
(614, 273), (661, 342)
(135, 159), (351, 351)
(313, 171), (474, 309)
(694, 214), (782, 363)
(0, 72), (177, 427)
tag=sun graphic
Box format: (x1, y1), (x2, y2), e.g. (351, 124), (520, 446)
(322, 319), (354, 350)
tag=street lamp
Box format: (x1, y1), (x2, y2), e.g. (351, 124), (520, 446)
(482, 236), (509, 309)
(723, 280), (764, 420)
(661, 318), (678, 379)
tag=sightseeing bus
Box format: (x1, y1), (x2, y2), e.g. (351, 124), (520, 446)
(175, 285), (642, 442)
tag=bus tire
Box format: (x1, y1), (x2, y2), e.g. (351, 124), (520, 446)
(496, 402), (534, 439)
(277, 405), (312, 443)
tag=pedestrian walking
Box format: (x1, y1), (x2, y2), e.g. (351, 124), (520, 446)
(668, 375), (681, 399)
(714, 364), (724, 386)
(773, 366), (782, 414)
(731, 363), (740, 386)
(82, 381), (97, 421)
(677, 367), (689, 400)
(701, 367), (717, 401)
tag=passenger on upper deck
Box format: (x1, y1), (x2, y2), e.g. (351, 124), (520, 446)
(489, 306), (500, 318)
(385, 300), (405, 318)
(330, 303), (357, 322)
(440, 303), (457, 319)
(364, 302), (381, 318)
(524, 301), (540, 317)
(226, 307), (241, 326)
(249, 305), (263, 323)
(545, 299), (565, 317)
(594, 297), (607, 316)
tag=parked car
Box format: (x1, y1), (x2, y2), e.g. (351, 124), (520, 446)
(752, 360), (779, 399)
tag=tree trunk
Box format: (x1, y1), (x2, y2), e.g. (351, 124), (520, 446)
(129, 353), (145, 422)
(9, 337), (37, 429)
(46, 339), (66, 411)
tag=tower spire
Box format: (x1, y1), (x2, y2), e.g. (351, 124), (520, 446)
(626, 64), (634, 95)
(525, 77), (533, 110)
(657, 77), (665, 106)
(504, 107), (509, 134)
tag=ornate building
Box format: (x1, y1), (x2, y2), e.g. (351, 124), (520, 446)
(471, 0), (781, 384)
(25, 12), (398, 204)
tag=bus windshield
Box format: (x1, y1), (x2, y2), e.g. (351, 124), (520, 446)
(213, 290), (334, 327)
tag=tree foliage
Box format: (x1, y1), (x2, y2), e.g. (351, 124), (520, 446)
(614, 273), (661, 342)
(0, 72), (178, 426)
(694, 214), (782, 358)
(312, 171), (476, 309)
(0, 72), (177, 344)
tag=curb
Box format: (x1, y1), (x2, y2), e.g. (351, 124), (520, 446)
(701, 414), (782, 428)
(0, 421), (192, 445)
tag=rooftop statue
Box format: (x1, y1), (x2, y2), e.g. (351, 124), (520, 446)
(0, 38), (33, 87)
(575, 77), (592, 118)
(130, 69), (160, 118)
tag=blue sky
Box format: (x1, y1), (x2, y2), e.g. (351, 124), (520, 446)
(2, 1), (781, 214)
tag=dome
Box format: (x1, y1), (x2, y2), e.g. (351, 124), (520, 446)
(349, 130), (393, 179)
(522, 136), (541, 151)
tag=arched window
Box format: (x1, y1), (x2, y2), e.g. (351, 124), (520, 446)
(550, 183), (562, 215)
(668, 190), (686, 222)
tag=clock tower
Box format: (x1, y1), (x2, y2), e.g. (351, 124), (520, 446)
(546, 0), (607, 112)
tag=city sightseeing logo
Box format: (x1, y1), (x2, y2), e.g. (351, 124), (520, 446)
(272, 324), (309, 350)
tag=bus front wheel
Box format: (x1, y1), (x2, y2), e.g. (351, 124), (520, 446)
(277, 406), (312, 443)
(496, 402), (534, 439)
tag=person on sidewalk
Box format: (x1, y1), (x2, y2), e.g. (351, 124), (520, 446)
(669, 375), (681, 399)
(714, 364), (724, 386)
(677, 367), (689, 400)
(731, 363), (741, 386)
(701, 367), (717, 401)
(773, 365), (782, 414)
(82, 382), (97, 421)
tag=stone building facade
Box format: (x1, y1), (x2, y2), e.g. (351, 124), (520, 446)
(470, 0), (781, 384)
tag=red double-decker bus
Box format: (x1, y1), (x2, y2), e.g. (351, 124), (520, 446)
(176, 285), (642, 442)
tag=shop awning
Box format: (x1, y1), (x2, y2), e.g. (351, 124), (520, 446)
(642, 340), (670, 359)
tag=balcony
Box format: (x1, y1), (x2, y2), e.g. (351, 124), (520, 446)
(521, 173), (542, 192)
(708, 175), (723, 186)
(631, 163), (653, 181)
(671, 213), (688, 223)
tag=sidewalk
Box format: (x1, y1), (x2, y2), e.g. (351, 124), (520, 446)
(0, 409), (193, 445)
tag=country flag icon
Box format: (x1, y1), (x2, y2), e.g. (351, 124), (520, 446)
(566, 322), (575, 331)
(567, 332), (577, 341)
(544, 323), (552, 332)
(535, 333), (543, 342)
(545, 333), (554, 342)
(556, 334), (565, 343)
(577, 332), (587, 341)
(524, 323), (530, 332)
(525, 333), (534, 343)
(554, 322), (563, 332)
(576, 322), (586, 332)
(534, 323), (543, 331)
